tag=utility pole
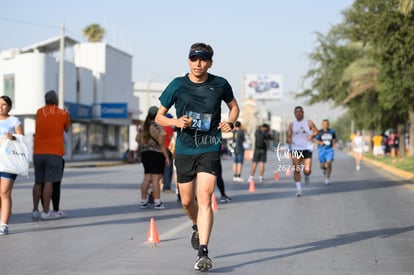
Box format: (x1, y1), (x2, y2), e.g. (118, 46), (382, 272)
(59, 22), (65, 108)
(59, 21), (72, 160)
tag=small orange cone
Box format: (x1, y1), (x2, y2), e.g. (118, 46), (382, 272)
(211, 194), (219, 211)
(274, 171), (279, 182)
(286, 168), (291, 176)
(249, 179), (256, 192)
(147, 217), (160, 244)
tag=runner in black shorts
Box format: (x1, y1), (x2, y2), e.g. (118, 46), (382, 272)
(155, 43), (240, 271)
(287, 106), (318, 197)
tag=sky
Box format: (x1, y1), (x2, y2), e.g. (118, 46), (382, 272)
(0, 0), (355, 126)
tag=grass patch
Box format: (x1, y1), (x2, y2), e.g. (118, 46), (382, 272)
(364, 153), (414, 174)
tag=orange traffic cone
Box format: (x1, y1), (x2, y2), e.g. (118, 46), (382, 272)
(211, 194), (219, 211)
(249, 179), (256, 192)
(147, 217), (160, 244)
(274, 171), (279, 182)
(286, 168), (291, 176)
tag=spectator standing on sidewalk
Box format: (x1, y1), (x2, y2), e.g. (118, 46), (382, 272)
(389, 130), (402, 163)
(248, 123), (272, 183)
(40, 158), (67, 218)
(315, 119), (336, 185)
(371, 132), (384, 157)
(381, 131), (390, 156)
(217, 159), (231, 203)
(287, 106), (318, 197)
(232, 121), (245, 182)
(155, 42), (239, 272)
(161, 113), (175, 193)
(137, 106), (170, 210)
(0, 96), (24, 235)
(32, 90), (69, 220)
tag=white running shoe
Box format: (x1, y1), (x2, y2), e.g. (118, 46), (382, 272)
(0, 224), (9, 235)
(194, 255), (213, 271)
(40, 211), (59, 220)
(324, 178), (331, 185)
(154, 202), (168, 210)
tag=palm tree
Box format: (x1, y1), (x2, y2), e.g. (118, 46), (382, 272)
(341, 43), (379, 104)
(83, 24), (105, 42)
(398, 0), (414, 16)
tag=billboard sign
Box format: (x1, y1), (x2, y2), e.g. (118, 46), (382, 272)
(99, 103), (128, 118)
(244, 74), (283, 100)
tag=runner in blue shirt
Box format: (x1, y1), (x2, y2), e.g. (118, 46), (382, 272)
(315, 119), (336, 185)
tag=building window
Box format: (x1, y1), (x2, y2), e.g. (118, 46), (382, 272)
(90, 123), (103, 153)
(102, 125), (116, 150)
(72, 122), (88, 154)
(120, 126), (129, 153)
(3, 74), (15, 102)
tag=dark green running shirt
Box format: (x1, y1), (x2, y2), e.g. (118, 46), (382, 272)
(159, 73), (235, 155)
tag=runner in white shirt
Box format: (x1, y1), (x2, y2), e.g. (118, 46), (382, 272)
(287, 106), (318, 197)
(352, 130), (364, 171)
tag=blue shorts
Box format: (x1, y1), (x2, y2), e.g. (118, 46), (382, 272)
(318, 148), (334, 163)
(233, 152), (244, 164)
(0, 172), (17, 181)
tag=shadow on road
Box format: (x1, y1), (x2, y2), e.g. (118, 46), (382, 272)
(214, 225), (414, 272)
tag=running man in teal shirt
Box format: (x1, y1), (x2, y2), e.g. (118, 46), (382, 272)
(155, 43), (240, 272)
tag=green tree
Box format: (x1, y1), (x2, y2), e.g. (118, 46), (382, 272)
(300, 0), (414, 156)
(299, 27), (360, 106)
(298, 25), (384, 130)
(331, 112), (354, 143)
(83, 23), (106, 42)
(344, 0), (414, 155)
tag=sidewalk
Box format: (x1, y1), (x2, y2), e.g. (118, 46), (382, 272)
(352, 153), (414, 182)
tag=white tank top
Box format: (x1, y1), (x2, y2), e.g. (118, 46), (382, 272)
(291, 118), (313, 150)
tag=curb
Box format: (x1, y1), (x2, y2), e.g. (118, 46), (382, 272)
(358, 154), (414, 182)
(65, 161), (128, 168)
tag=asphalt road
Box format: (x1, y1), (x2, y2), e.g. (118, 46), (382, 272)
(1, 150), (414, 275)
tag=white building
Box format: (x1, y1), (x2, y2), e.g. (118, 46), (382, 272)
(0, 36), (135, 160)
(133, 81), (169, 120)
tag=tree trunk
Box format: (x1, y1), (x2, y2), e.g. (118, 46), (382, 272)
(397, 123), (405, 157)
(409, 111), (414, 157)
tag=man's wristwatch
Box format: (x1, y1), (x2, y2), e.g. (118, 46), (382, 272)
(227, 122), (234, 130)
